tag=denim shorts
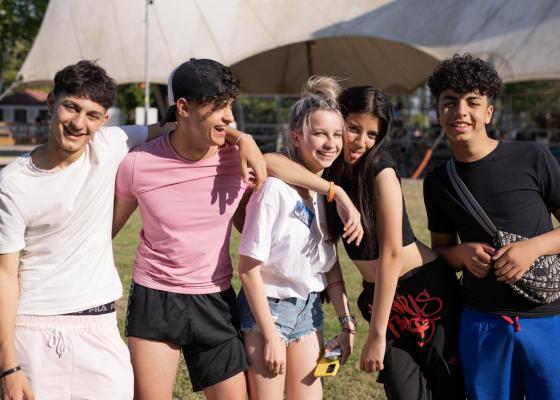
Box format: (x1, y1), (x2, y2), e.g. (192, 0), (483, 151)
(237, 289), (323, 344)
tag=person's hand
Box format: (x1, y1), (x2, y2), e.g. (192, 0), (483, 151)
(334, 186), (363, 245)
(263, 334), (286, 375)
(360, 335), (385, 373)
(459, 242), (496, 278)
(325, 332), (354, 365)
(1, 370), (35, 400)
(237, 134), (267, 192)
(492, 241), (538, 284)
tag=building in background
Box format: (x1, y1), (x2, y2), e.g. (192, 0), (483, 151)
(0, 89), (48, 124)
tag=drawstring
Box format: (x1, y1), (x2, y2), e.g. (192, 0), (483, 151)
(501, 315), (521, 332)
(47, 328), (66, 358)
(411, 317), (430, 347)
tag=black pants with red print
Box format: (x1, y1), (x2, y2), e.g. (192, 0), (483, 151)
(357, 257), (465, 400)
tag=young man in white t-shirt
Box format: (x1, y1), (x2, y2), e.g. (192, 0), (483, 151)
(0, 60), (266, 400)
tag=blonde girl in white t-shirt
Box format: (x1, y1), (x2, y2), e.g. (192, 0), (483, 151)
(237, 77), (356, 400)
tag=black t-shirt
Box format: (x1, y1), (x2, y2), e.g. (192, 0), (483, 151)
(424, 140), (560, 316)
(342, 152), (415, 261)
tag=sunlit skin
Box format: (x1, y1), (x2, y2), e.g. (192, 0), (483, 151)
(172, 97), (235, 161)
(437, 88), (494, 145)
(292, 110), (344, 175)
(343, 112), (381, 165)
(32, 94), (109, 169)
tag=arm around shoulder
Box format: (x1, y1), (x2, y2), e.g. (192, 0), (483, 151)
(265, 152), (363, 244)
(225, 127), (267, 191)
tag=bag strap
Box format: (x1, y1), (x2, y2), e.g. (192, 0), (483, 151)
(446, 159), (498, 237)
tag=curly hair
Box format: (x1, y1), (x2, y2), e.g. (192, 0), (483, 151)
(53, 60), (117, 110)
(197, 65), (240, 109)
(427, 54), (504, 104)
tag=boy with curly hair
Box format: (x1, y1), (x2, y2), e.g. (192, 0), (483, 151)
(423, 54), (560, 399)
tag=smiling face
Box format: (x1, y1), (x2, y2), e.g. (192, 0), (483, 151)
(343, 112), (381, 165)
(181, 97), (235, 147)
(292, 109), (343, 175)
(437, 89), (493, 144)
(48, 93), (109, 156)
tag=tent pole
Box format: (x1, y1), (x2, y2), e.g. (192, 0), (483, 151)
(306, 41), (314, 77)
(144, 0), (153, 124)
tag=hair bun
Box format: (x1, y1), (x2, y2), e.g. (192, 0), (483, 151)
(301, 76), (341, 108)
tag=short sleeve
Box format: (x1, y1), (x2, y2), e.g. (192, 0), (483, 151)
(423, 170), (456, 234)
(98, 125), (148, 161)
(238, 180), (280, 263)
(536, 144), (560, 212)
(115, 150), (138, 200)
(0, 190), (26, 253)
(373, 152), (398, 177)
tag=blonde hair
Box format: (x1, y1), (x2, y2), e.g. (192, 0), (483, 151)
(286, 76), (343, 159)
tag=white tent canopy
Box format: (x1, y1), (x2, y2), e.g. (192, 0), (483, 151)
(16, 0), (560, 95)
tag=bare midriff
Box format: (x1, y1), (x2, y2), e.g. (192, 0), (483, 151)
(353, 241), (437, 283)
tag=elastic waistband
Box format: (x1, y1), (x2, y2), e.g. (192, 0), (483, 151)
(63, 301), (116, 316)
(16, 312), (117, 330)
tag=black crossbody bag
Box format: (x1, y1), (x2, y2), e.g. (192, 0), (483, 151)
(446, 159), (560, 304)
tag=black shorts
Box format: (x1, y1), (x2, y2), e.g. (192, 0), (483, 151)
(358, 257), (465, 400)
(125, 282), (247, 392)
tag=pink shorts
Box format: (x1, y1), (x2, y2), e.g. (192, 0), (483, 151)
(15, 313), (133, 400)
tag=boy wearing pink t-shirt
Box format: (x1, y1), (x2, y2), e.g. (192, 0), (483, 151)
(113, 59), (249, 399)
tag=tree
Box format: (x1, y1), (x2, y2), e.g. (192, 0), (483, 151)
(0, 0), (48, 93)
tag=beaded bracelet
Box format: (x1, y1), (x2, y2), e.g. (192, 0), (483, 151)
(0, 366), (21, 379)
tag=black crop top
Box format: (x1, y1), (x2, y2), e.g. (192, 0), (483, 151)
(341, 152), (415, 260)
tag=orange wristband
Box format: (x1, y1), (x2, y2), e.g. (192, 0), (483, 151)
(327, 181), (335, 203)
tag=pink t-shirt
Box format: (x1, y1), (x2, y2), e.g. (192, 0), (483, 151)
(115, 133), (247, 294)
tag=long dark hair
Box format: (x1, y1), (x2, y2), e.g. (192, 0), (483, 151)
(325, 86), (393, 257)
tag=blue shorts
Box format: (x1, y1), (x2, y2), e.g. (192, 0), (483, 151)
(460, 308), (560, 400)
(237, 289), (323, 344)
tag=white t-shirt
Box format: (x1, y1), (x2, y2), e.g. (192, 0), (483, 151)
(0, 125), (147, 315)
(239, 177), (337, 299)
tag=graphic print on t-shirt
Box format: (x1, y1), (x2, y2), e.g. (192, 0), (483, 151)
(293, 200), (315, 228)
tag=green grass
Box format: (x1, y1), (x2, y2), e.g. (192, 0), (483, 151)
(112, 179), (427, 399)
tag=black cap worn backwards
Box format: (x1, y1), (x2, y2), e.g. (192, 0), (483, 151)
(160, 58), (237, 126)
